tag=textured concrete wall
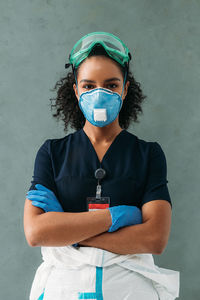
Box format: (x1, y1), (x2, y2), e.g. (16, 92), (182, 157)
(0, 0), (199, 299)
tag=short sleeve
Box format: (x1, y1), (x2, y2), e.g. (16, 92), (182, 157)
(140, 142), (172, 209)
(27, 139), (57, 196)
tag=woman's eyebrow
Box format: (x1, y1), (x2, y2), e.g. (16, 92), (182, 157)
(80, 77), (121, 83)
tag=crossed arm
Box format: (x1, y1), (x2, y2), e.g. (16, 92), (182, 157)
(78, 200), (172, 255)
(24, 198), (171, 255)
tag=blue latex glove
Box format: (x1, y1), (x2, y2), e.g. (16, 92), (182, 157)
(26, 184), (64, 213)
(26, 184), (79, 247)
(107, 205), (142, 232)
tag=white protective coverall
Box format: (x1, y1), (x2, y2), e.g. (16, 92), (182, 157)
(29, 245), (180, 300)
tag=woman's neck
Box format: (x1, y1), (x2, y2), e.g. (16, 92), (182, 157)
(82, 121), (123, 144)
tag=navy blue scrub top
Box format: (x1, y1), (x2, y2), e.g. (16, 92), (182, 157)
(28, 128), (172, 212)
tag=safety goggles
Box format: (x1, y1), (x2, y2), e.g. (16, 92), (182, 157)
(65, 31), (132, 70)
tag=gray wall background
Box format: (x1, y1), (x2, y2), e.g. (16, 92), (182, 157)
(0, 0), (199, 299)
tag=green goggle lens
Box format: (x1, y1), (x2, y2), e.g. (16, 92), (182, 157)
(68, 31), (131, 69)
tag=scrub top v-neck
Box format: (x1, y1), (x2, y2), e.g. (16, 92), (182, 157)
(28, 128), (172, 212)
(80, 128), (126, 167)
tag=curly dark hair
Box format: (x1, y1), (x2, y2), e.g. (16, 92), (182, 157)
(49, 45), (147, 133)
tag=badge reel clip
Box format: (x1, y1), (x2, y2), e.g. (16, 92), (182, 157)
(87, 168), (110, 211)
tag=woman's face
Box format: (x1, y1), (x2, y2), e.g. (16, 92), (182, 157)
(73, 55), (130, 102)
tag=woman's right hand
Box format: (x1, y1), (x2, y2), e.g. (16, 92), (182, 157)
(26, 184), (64, 213)
(107, 205), (142, 232)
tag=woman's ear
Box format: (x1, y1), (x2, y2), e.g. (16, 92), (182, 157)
(126, 80), (130, 93)
(123, 80), (130, 100)
(73, 83), (79, 101)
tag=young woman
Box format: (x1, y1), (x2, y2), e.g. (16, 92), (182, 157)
(24, 32), (180, 300)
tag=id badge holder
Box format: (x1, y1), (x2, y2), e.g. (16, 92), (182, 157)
(87, 180), (110, 211)
(87, 196), (110, 211)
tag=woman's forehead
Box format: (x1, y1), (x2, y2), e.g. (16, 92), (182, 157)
(77, 56), (123, 80)
(79, 77), (122, 84)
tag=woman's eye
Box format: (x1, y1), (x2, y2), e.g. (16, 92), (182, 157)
(108, 84), (118, 88)
(83, 84), (118, 90)
(83, 85), (93, 89)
